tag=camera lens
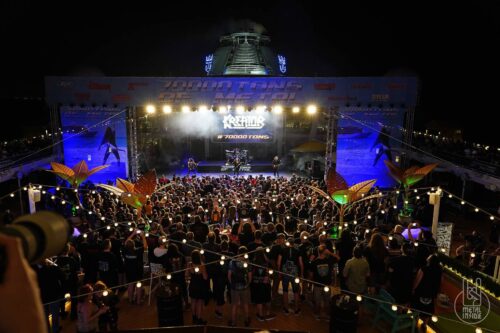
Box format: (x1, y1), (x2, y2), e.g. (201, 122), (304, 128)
(0, 211), (71, 263)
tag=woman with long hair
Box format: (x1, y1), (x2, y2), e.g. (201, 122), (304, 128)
(186, 250), (209, 324)
(364, 233), (388, 289)
(166, 243), (188, 309)
(76, 284), (108, 333)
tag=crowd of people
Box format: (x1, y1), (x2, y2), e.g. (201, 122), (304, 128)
(15, 174), (461, 332)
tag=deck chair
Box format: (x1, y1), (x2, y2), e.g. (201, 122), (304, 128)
(372, 289), (416, 333)
(148, 263), (166, 305)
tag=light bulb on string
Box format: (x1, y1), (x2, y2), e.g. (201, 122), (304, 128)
(391, 305), (398, 311)
(200, 250), (204, 255)
(64, 293), (71, 299)
(167, 274), (172, 280)
(356, 295), (362, 302)
(324, 286), (330, 292)
(431, 316), (438, 322)
(103, 290), (109, 297)
(269, 269), (274, 275)
(136, 282), (142, 288)
(194, 267), (200, 273)
(294, 277), (300, 284)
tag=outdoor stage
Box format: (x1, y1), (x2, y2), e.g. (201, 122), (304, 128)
(196, 160), (274, 173)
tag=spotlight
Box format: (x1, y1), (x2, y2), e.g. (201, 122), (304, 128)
(181, 105), (191, 113)
(256, 105), (266, 113)
(292, 106), (300, 113)
(162, 105), (172, 114)
(272, 105), (283, 114)
(306, 104), (317, 115)
(236, 105), (245, 114)
(146, 105), (156, 114)
(218, 105), (227, 113)
(198, 105), (209, 112)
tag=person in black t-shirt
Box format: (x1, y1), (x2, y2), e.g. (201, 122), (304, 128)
(190, 216), (209, 244)
(124, 229), (148, 305)
(56, 243), (80, 320)
(310, 245), (334, 319)
(387, 243), (416, 304)
(97, 240), (119, 288)
(37, 258), (65, 333)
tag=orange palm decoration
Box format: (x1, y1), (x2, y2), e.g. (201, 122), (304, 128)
(384, 160), (438, 216)
(308, 167), (379, 223)
(48, 161), (109, 188)
(98, 170), (157, 215)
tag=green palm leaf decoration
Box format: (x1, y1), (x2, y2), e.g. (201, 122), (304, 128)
(309, 168), (378, 223)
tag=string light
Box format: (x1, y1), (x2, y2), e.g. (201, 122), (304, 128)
(356, 295), (362, 302)
(106, 226), (111, 230)
(285, 241), (290, 246)
(475, 208), (479, 212)
(61, 200), (66, 204)
(194, 267), (200, 273)
(269, 269), (274, 275)
(23, 187), (28, 191)
(9, 193), (14, 197)
(200, 250), (205, 255)
(461, 201), (465, 205)
(244, 254), (249, 259)
(448, 194), (453, 198)
(294, 277), (300, 284)
(220, 260), (224, 265)
(114, 222), (118, 227)
(64, 293), (71, 299)
(353, 220), (357, 225)
(56, 187), (60, 191)
(431, 315), (438, 322)
(391, 305), (398, 311)
(102, 290), (109, 297)
(182, 239), (187, 244)
(470, 253), (476, 258)
(221, 256), (226, 260)
(490, 216), (495, 220)
(136, 282), (142, 288)
(475, 328), (482, 333)
(83, 233), (87, 238)
(324, 286), (330, 292)
(167, 274), (172, 280)
(145, 233), (149, 237)
(243, 263), (248, 268)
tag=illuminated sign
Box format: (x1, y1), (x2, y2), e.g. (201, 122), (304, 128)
(223, 115), (265, 129)
(205, 54), (214, 74)
(277, 55), (287, 74)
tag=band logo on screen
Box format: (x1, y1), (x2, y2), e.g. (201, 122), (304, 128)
(223, 115), (265, 129)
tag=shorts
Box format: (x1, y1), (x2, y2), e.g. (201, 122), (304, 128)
(231, 288), (250, 305)
(282, 275), (300, 293)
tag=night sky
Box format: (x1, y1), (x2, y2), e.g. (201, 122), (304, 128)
(1, 1), (499, 144)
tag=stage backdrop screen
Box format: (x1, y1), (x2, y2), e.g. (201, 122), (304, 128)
(60, 106), (128, 184)
(336, 108), (404, 188)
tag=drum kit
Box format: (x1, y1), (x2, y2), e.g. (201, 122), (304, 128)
(226, 148), (248, 165)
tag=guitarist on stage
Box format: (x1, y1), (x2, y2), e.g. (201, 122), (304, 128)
(187, 157), (198, 176)
(233, 157), (241, 177)
(272, 155), (281, 177)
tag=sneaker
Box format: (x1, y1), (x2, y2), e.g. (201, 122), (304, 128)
(244, 317), (251, 327)
(257, 314), (265, 322)
(215, 311), (223, 319)
(283, 307), (290, 315)
(294, 308), (302, 316)
(265, 313), (276, 321)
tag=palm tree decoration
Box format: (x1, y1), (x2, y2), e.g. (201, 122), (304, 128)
(308, 168), (379, 224)
(98, 170), (157, 216)
(48, 161), (109, 188)
(48, 160), (109, 206)
(384, 160), (438, 217)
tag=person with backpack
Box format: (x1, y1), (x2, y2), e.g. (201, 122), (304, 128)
(228, 246), (252, 327)
(250, 248), (275, 321)
(277, 237), (304, 315)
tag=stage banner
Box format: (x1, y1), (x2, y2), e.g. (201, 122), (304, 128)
(212, 111), (279, 143)
(336, 107), (404, 187)
(59, 106), (128, 184)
